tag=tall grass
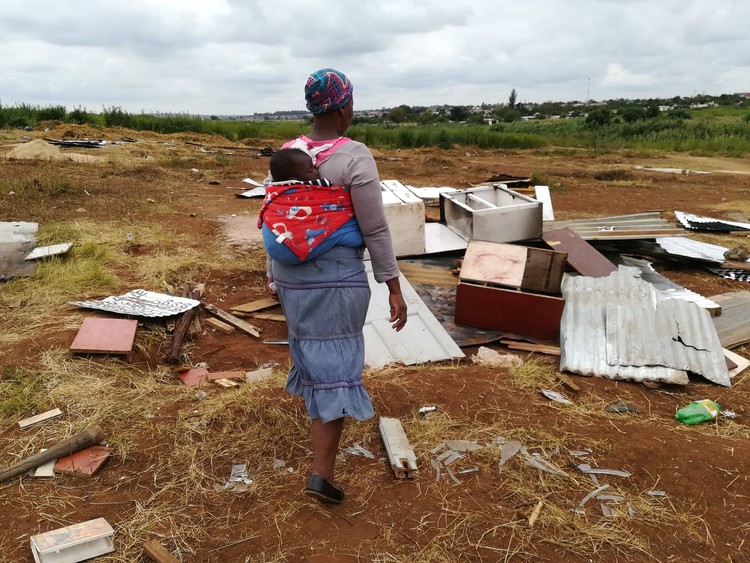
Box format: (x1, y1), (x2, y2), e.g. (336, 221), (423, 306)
(2, 102), (749, 154)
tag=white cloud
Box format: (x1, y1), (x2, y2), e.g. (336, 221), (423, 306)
(0, 0), (747, 114)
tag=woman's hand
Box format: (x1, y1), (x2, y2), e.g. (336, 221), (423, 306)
(267, 277), (277, 296)
(386, 277), (407, 332)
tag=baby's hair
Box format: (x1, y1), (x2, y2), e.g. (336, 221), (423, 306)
(270, 148), (312, 181)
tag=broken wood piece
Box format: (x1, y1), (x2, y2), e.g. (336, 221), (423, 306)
(0, 426), (105, 483)
(721, 260), (750, 271)
(501, 339), (561, 356)
(528, 500), (544, 527)
(252, 313), (286, 322)
(203, 303), (261, 337)
(213, 378), (240, 388)
(379, 417), (418, 479)
(541, 227), (617, 277)
(166, 286), (204, 364)
(206, 371), (244, 381)
(205, 317), (235, 334)
(725, 348), (750, 378)
(31, 518), (115, 563)
(18, 408), (62, 429)
(144, 540), (181, 563)
(54, 445), (111, 477)
(229, 298), (279, 314)
(556, 373), (581, 393)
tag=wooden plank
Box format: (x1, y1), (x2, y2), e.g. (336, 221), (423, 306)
(205, 317), (235, 334)
(144, 540), (181, 563)
(541, 227), (617, 277)
(18, 408), (62, 429)
(500, 339), (561, 356)
(710, 291), (750, 348)
(556, 373), (581, 393)
(70, 318), (138, 354)
(229, 298), (279, 314)
(379, 417), (418, 479)
(203, 303), (261, 337)
(725, 348), (750, 379)
(522, 247), (567, 294)
(252, 313), (286, 322)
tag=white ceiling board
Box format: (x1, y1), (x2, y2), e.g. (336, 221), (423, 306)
(364, 260), (464, 368)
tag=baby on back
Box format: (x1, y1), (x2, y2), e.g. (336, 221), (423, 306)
(259, 148), (364, 264)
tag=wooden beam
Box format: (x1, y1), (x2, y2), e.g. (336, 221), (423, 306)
(229, 298), (279, 314)
(379, 417), (418, 479)
(144, 540), (181, 563)
(203, 303), (261, 337)
(18, 408), (62, 429)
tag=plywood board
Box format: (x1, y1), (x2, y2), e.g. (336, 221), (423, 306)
(252, 313), (286, 322)
(205, 317), (235, 334)
(70, 318), (138, 355)
(229, 298), (279, 314)
(542, 227), (617, 277)
(725, 348), (750, 378)
(710, 291), (750, 348)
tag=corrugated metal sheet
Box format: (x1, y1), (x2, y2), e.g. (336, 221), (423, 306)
(618, 256), (720, 313)
(675, 210), (750, 232)
(364, 260), (464, 368)
(656, 236), (730, 263)
(545, 212), (684, 240)
(560, 266), (730, 386)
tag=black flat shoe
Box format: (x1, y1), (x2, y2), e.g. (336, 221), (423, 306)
(304, 475), (345, 504)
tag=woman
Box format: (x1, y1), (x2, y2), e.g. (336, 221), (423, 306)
(264, 68), (407, 504)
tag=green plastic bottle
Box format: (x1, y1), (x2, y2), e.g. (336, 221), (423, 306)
(675, 399), (721, 425)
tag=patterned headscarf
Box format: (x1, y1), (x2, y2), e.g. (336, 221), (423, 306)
(304, 68), (353, 115)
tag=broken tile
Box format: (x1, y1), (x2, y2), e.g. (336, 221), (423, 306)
(70, 318), (138, 355)
(54, 445), (111, 477)
(179, 368), (209, 386)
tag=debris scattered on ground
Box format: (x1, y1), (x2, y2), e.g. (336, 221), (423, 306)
(471, 346), (523, 368)
(70, 318), (138, 355)
(54, 445), (112, 477)
(69, 289), (200, 317)
(18, 408), (62, 429)
(605, 402), (640, 414)
(380, 417), (418, 479)
(541, 389), (574, 405)
(30, 517), (115, 562)
(675, 399), (721, 424)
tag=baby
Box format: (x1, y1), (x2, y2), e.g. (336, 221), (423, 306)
(269, 147), (319, 183)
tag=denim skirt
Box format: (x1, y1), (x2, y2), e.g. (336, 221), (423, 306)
(273, 245), (374, 423)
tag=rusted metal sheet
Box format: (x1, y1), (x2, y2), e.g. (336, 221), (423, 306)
(544, 212), (684, 240)
(364, 260), (464, 368)
(455, 281), (564, 342)
(542, 227), (617, 277)
(618, 256), (720, 315)
(561, 266), (730, 386)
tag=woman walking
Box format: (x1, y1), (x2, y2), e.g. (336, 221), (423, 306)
(261, 68), (407, 504)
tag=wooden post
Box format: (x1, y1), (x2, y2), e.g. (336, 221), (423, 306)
(0, 427), (105, 483)
(166, 286), (203, 364)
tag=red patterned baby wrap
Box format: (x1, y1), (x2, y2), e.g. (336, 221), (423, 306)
(257, 179), (355, 261)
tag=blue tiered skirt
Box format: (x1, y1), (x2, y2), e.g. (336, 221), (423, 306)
(273, 245), (374, 424)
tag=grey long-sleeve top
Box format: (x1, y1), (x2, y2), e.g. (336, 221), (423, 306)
(266, 139), (400, 284)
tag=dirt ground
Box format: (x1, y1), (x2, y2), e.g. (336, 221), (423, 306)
(1, 126), (750, 563)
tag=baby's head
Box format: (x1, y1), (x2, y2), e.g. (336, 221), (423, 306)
(269, 148), (318, 182)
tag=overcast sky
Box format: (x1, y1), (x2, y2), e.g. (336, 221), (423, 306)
(1, 0), (748, 115)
